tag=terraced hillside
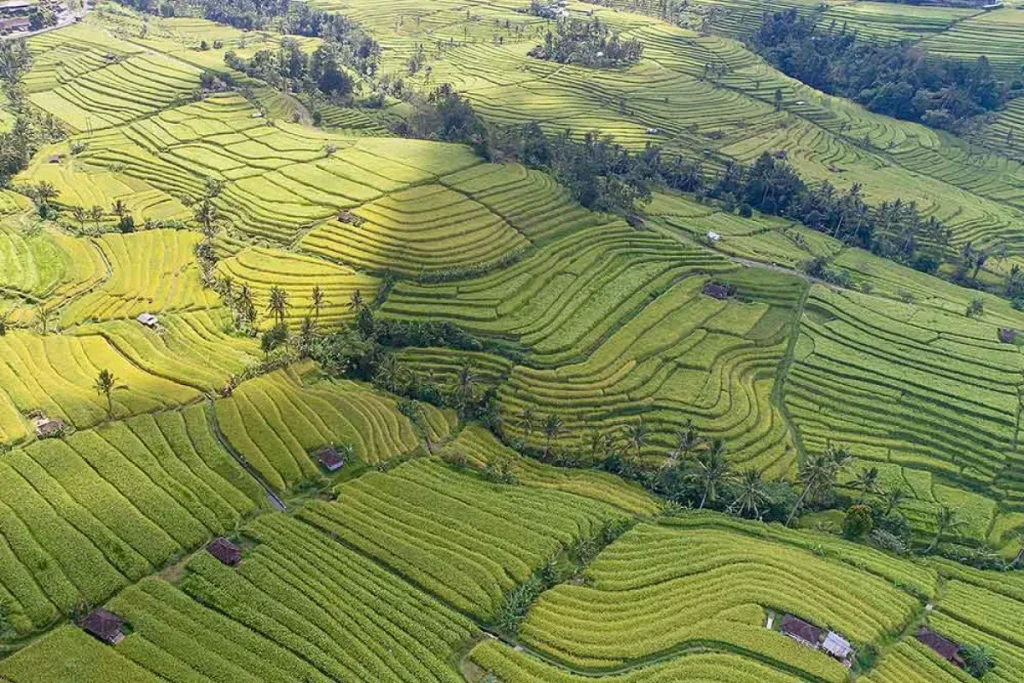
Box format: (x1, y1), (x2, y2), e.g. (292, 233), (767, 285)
(3, 1), (1024, 680)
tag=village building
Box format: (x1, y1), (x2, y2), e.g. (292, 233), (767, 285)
(822, 631), (854, 667)
(206, 537), (242, 566)
(780, 614), (823, 648)
(316, 446), (345, 472)
(706, 230), (722, 242)
(915, 626), (965, 668)
(136, 313), (159, 328)
(702, 281), (732, 300)
(0, 16), (29, 32)
(34, 418), (66, 439)
(80, 609), (126, 645)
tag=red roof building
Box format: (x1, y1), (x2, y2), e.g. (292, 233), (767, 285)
(81, 609), (125, 645)
(206, 537), (242, 566)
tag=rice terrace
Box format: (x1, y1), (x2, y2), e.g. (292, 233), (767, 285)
(1, 0), (1024, 678)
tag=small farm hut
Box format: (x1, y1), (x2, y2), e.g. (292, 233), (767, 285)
(316, 446), (346, 472)
(81, 609), (126, 645)
(137, 313), (159, 328)
(780, 615), (823, 648)
(915, 626), (964, 668)
(206, 537), (242, 566)
(822, 631), (853, 665)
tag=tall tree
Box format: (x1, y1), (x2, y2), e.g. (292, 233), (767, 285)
(853, 466), (880, 503)
(310, 285), (327, 322)
(926, 505), (964, 552)
(622, 419), (649, 463)
(729, 469), (771, 519)
(266, 286), (289, 327)
(688, 439), (731, 509)
(542, 413), (563, 457)
(786, 444), (850, 526)
(93, 369), (119, 417)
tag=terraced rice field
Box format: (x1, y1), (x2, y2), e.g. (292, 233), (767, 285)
(0, 513), (474, 683)
(0, 329), (209, 439)
(26, 29), (202, 132)
(383, 222), (735, 365)
(918, 8), (1024, 80)
(59, 229), (220, 326)
(216, 247), (378, 328)
(298, 459), (628, 620)
(300, 182), (531, 276)
(0, 406), (264, 635)
(441, 425), (661, 516)
(518, 520), (924, 669)
(214, 365), (455, 490)
(786, 285), (1024, 500)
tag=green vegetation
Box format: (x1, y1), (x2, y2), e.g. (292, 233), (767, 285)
(0, 0), (1023, 680)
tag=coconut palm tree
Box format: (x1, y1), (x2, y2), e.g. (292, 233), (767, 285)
(926, 505), (964, 553)
(729, 469), (771, 519)
(35, 303), (53, 336)
(266, 286), (289, 327)
(542, 414), (563, 457)
(71, 205), (87, 231)
(93, 369), (119, 417)
(89, 205), (104, 230)
(111, 199), (127, 219)
(310, 285), (328, 322)
(669, 419), (704, 465)
(687, 440), (731, 509)
(883, 485), (907, 516)
(514, 405), (536, 439)
(453, 359), (478, 414)
(235, 284), (256, 328)
(853, 466), (880, 503)
(786, 444), (850, 527)
(347, 289), (365, 314)
(193, 197), (219, 238)
(622, 419), (649, 463)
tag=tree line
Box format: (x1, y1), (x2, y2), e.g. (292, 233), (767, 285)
(750, 9), (1020, 134)
(0, 42), (65, 188)
(526, 13), (644, 68)
(407, 92), (949, 269)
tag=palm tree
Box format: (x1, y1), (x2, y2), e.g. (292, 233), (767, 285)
(514, 405), (536, 439)
(542, 414), (563, 457)
(926, 505), (964, 553)
(35, 303), (53, 335)
(71, 205), (87, 231)
(622, 419), (649, 463)
(853, 466), (880, 503)
(883, 486), (907, 516)
(729, 469), (771, 519)
(193, 198), (219, 238)
(786, 444), (850, 527)
(669, 419), (704, 465)
(219, 275), (234, 301)
(266, 286), (289, 327)
(93, 369), (118, 417)
(89, 205), (104, 230)
(310, 285), (327, 322)
(235, 284), (256, 328)
(347, 289), (365, 314)
(111, 199), (127, 219)
(688, 440), (731, 509)
(453, 359), (478, 414)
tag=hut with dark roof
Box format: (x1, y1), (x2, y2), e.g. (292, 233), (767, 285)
(702, 281), (732, 300)
(316, 446), (345, 472)
(780, 614), (823, 648)
(915, 626), (964, 668)
(81, 609), (125, 645)
(206, 537), (242, 566)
